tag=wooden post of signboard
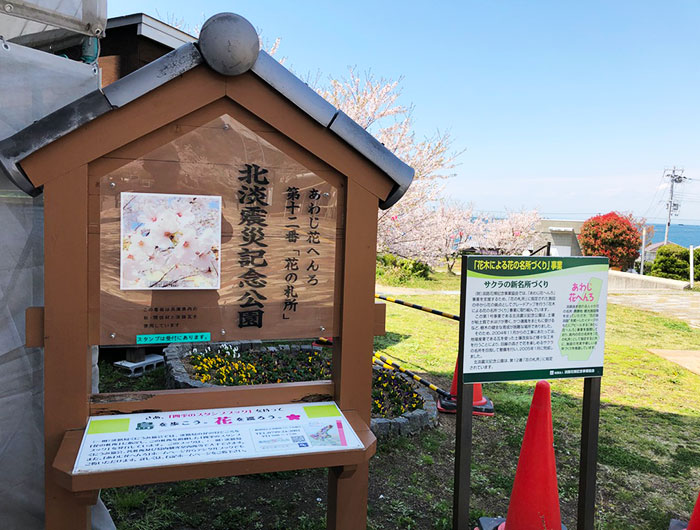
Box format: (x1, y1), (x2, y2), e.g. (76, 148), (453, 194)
(328, 180), (377, 529)
(453, 384), (473, 530)
(44, 166), (92, 529)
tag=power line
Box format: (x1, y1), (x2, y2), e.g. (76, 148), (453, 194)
(642, 168), (670, 220)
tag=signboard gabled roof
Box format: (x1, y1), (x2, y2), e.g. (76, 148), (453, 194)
(0, 12), (413, 209)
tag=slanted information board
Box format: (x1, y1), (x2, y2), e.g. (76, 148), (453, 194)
(453, 255), (609, 530)
(463, 256), (608, 383)
(74, 402), (362, 473)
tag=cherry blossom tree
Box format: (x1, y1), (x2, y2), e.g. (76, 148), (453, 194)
(481, 210), (542, 255)
(432, 202), (486, 273)
(316, 68), (462, 256)
(317, 70), (543, 261)
(269, 50), (542, 262)
(378, 200), (485, 271)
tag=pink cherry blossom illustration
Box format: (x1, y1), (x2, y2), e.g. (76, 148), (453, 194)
(120, 192), (222, 290)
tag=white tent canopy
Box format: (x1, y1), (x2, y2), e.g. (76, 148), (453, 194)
(0, 2), (112, 528)
(0, 0), (106, 40)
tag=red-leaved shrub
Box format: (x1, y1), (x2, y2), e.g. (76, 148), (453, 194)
(578, 212), (642, 269)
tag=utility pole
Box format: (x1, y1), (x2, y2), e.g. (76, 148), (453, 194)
(664, 167), (687, 245)
(640, 227), (646, 275)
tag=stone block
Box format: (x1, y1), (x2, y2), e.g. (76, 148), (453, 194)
(394, 416), (409, 436)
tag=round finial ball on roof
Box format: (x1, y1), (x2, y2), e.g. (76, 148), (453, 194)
(198, 13), (260, 76)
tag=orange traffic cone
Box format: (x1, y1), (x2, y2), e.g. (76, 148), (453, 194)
(477, 381), (566, 530)
(436, 357), (494, 415)
(670, 488), (700, 530)
(690, 490), (700, 530)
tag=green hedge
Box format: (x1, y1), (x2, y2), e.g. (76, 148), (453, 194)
(376, 253), (431, 285)
(649, 244), (700, 281)
(634, 261), (654, 274)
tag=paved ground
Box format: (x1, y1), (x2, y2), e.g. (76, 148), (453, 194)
(607, 289), (700, 329)
(607, 290), (700, 373)
(648, 349), (700, 375)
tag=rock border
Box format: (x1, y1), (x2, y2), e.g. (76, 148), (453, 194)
(163, 342), (438, 438)
(164, 342), (215, 389)
(369, 365), (439, 439)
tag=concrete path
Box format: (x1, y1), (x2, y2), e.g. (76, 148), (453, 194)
(608, 289), (700, 329)
(648, 349), (700, 375)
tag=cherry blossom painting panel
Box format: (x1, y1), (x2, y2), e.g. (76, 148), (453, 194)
(120, 192), (222, 290)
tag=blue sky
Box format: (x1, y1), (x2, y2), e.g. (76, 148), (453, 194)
(110, 1), (700, 223)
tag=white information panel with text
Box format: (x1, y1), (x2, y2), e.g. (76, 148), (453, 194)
(74, 402), (362, 473)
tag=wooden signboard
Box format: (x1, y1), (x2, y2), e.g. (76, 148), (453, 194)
(13, 51), (404, 529)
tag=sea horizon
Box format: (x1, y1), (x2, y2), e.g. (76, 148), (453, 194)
(646, 223), (700, 248)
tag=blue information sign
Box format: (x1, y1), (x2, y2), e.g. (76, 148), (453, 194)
(136, 332), (211, 345)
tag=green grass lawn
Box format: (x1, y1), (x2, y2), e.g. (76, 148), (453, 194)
(102, 294), (700, 529)
(373, 294), (700, 528)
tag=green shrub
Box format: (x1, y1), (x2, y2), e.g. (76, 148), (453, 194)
(650, 244), (694, 281)
(397, 257), (431, 279)
(376, 265), (412, 285)
(376, 253), (431, 285)
(635, 261), (654, 274)
(377, 252), (398, 268)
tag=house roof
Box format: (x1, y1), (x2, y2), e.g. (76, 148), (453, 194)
(0, 12), (413, 209)
(106, 13), (196, 49)
(645, 241), (681, 252)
